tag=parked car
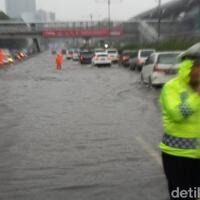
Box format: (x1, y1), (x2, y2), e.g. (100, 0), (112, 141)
(140, 51), (181, 87)
(79, 50), (93, 64)
(93, 48), (105, 53)
(2, 49), (14, 64)
(92, 52), (111, 67)
(72, 50), (80, 61)
(119, 50), (136, 67)
(106, 48), (119, 63)
(130, 49), (155, 71)
(129, 51), (139, 70)
(66, 49), (74, 59)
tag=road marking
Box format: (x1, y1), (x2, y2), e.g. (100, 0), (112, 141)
(135, 136), (162, 167)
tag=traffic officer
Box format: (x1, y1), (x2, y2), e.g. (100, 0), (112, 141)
(159, 43), (200, 200)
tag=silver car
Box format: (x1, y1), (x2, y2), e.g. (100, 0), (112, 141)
(141, 52), (181, 87)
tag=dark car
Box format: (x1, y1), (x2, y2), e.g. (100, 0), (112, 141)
(79, 50), (93, 64)
(119, 50), (136, 67)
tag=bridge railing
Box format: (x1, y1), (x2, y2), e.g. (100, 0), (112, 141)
(0, 20), (123, 33)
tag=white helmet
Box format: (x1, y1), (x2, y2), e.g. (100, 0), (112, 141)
(179, 42), (200, 59)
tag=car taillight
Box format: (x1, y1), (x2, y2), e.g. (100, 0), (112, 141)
(136, 59), (143, 65)
(16, 54), (21, 60)
(123, 55), (129, 60)
(80, 55), (84, 60)
(154, 65), (166, 73)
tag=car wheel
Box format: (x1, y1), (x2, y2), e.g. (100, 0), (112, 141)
(132, 64), (136, 71)
(140, 73), (144, 84)
(148, 77), (152, 88)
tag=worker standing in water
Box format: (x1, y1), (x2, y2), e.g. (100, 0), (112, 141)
(55, 52), (63, 70)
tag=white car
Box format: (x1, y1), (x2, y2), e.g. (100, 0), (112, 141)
(106, 48), (119, 63)
(72, 50), (79, 61)
(93, 48), (105, 53)
(66, 50), (73, 59)
(141, 52), (181, 87)
(92, 52), (112, 67)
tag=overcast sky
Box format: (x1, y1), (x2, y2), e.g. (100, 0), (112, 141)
(0, 0), (172, 21)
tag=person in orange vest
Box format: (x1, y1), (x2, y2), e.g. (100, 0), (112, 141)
(0, 49), (5, 65)
(55, 52), (63, 70)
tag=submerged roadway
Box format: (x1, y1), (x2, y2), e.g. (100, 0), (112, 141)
(0, 51), (168, 200)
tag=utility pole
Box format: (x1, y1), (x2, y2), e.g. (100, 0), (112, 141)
(90, 14), (93, 27)
(95, 0), (122, 47)
(158, 0), (161, 41)
(108, 0), (111, 40)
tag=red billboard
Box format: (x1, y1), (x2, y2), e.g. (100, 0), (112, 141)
(43, 27), (123, 38)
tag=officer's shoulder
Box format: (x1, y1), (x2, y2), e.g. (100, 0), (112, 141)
(162, 78), (178, 91)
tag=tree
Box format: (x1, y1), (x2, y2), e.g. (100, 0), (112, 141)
(0, 11), (9, 20)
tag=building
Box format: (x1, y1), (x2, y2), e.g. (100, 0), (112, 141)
(5, 0), (36, 19)
(37, 9), (56, 22)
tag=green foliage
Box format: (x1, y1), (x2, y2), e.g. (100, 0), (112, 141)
(119, 38), (200, 52)
(0, 11), (9, 20)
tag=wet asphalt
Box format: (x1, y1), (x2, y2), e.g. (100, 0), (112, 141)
(0, 52), (168, 200)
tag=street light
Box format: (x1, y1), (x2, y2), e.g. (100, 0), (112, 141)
(158, 0), (162, 41)
(104, 0), (111, 47)
(108, 0), (111, 37)
(95, 0), (122, 47)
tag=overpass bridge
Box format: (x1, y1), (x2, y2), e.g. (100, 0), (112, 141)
(0, 20), (124, 39)
(0, 18), (193, 51)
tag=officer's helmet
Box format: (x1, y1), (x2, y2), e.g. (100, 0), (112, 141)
(179, 42), (200, 60)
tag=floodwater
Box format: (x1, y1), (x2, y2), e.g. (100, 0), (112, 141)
(0, 52), (168, 200)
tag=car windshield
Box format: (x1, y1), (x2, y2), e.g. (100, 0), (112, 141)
(123, 51), (135, 56)
(81, 52), (92, 56)
(3, 49), (10, 55)
(140, 50), (154, 57)
(158, 53), (180, 65)
(95, 49), (104, 53)
(130, 52), (138, 58)
(97, 54), (107, 57)
(108, 51), (117, 54)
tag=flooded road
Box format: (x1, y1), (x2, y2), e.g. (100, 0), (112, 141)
(0, 52), (168, 200)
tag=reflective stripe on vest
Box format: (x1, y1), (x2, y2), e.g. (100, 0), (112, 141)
(162, 134), (199, 149)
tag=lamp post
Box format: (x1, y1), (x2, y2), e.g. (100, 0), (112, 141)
(90, 14), (93, 27)
(158, 0), (162, 41)
(108, 0), (111, 38)
(95, 0), (122, 47)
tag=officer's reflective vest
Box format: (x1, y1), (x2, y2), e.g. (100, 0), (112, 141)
(159, 59), (200, 159)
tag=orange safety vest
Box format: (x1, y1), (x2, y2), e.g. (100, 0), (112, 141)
(56, 54), (62, 66)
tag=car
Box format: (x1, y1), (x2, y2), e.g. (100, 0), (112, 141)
(93, 48), (105, 53)
(119, 50), (136, 67)
(129, 51), (139, 70)
(66, 49), (74, 59)
(130, 49), (156, 71)
(140, 51), (181, 87)
(92, 52), (112, 67)
(72, 50), (80, 61)
(106, 48), (119, 63)
(1, 49), (14, 64)
(79, 50), (93, 64)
